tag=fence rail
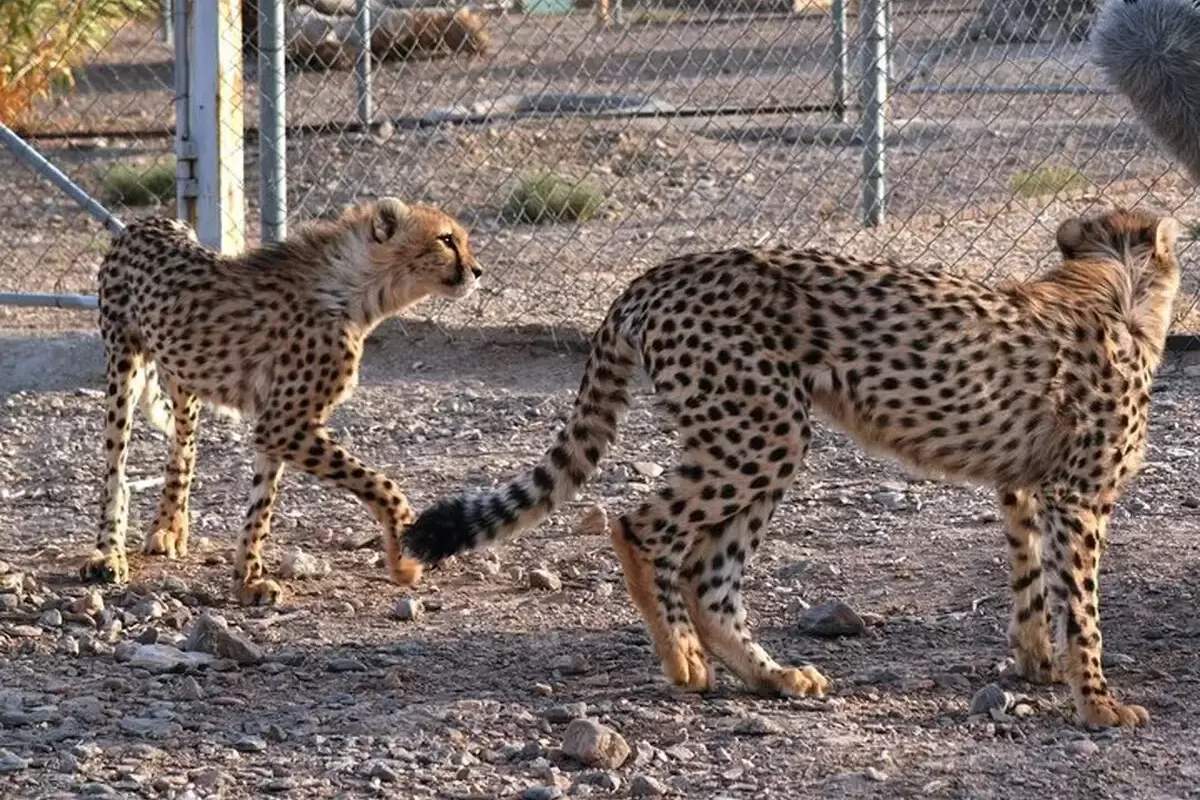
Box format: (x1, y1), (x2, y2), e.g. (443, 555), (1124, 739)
(2, 0), (1198, 336)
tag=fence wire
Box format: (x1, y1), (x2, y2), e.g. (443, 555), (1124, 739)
(3, 0), (1199, 338)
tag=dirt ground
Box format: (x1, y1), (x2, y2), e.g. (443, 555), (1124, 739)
(1, 322), (1200, 799)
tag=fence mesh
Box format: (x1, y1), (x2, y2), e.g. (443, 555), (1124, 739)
(3, 0), (1198, 337)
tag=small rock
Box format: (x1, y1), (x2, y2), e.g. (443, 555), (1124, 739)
(38, 608), (63, 628)
(179, 676), (205, 700)
(326, 656), (367, 673)
(185, 613), (263, 666)
(574, 770), (621, 792)
(632, 741), (657, 767)
(233, 735), (267, 753)
(732, 714), (783, 735)
(128, 643), (213, 674)
(631, 461), (665, 479)
(1103, 652), (1135, 668)
(629, 775), (667, 797)
(391, 597), (423, 622)
(544, 703), (588, 723)
(524, 788), (563, 800)
(1065, 737), (1100, 757)
(137, 627), (160, 645)
(550, 654), (589, 675)
(58, 636), (81, 657)
(870, 489), (908, 511)
(131, 599), (166, 621)
(364, 758), (400, 782)
(798, 600), (866, 638)
(118, 717), (183, 739)
(968, 683), (1012, 716)
(0, 594), (18, 612)
(864, 766), (888, 782)
(530, 569), (563, 592)
(0, 749), (29, 773)
(665, 744), (694, 761)
(279, 548), (331, 580)
(561, 719), (630, 769)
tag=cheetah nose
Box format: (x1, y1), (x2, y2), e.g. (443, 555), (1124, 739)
(471, 265), (483, 278)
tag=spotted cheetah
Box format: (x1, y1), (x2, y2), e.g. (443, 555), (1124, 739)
(82, 197), (481, 604)
(403, 207), (1179, 729)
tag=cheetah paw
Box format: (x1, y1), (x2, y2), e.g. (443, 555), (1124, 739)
(79, 550), (128, 585)
(234, 578), (284, 607)
(663, 636), (713, 692)
(143, 527), (187, 559)
(1076, 696), (1150, 729)
(771, 665), (831, 698)
(390, 556), (424, 587)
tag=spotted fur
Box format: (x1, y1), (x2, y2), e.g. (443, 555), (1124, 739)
(83, 198), (482, 605)
(405, 207), (1179, 729)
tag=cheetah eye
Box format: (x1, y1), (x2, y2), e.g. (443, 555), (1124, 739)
(438, 234), (455, 247)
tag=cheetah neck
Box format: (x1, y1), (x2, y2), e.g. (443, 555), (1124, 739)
(316, 235), (429, 334)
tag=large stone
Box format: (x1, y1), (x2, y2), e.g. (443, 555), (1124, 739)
(798, 600), (866, 638)
(184, 614), (264, 666)
(128, 644), (213, 674)
(561, 719), (630, 769)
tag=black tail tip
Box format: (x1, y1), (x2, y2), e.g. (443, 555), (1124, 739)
(402, 497), (475, 565)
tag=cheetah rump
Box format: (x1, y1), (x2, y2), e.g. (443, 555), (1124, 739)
(405, 208), (1180, 729)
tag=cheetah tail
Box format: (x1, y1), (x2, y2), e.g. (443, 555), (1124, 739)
(1092, 0), (1200, 184)
(130, 361), (174, 435)
(402, 319), (639, 566)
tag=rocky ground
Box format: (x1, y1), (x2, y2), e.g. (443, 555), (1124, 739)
(1, 326), (1200, 799)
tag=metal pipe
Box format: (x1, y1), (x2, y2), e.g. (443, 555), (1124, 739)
(859, 0), (889, 227)
(831, 0), (849, 122)
(0, 293), (99, 310)
(0, 123), (124, 236)
(162, 0), (174, 45)
(259, 0), (288, 242)
(173, 0), (194, 227)
(355, 0), (373, 126)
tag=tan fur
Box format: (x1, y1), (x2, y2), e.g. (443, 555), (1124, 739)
(83, 197), (481, 605)
(405, 207), (1178, 729)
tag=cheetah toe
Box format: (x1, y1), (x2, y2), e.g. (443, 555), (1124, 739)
(771, 665), (831, 698)
(143, 528), (187, 559)
(79, 550), (128, 585)
(663, 635), (713, 692)
(234, 578), (285, 607)
(1077, 696), (1150, 729)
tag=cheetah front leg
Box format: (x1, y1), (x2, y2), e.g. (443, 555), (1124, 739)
(232, 452), (286, 605)
(144, 383), (200, 560)
(998, 488), (1061, 685)
(81, 344), (140, 585)
(1041, 498), (1149, 728)
(241, 420), (421, 605)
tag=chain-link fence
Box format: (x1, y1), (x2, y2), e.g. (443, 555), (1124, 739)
(3, 0), (1198, 338)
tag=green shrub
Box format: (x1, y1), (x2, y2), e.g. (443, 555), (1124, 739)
(102, 159), (176, 207)
(503, 171), (605, 224)
(1009, 166), (1087, 199)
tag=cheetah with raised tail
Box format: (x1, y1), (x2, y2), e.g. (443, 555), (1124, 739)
(404, 207), (1179, 729)
(83, 197), (482, 605)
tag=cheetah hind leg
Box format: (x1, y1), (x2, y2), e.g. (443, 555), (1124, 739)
(681, 494), (829, 699)
(81, 341), (142, 586)
(144, 384), (201, 560)
(603, 505), (713, 692)
(998, 488), (1063, 685)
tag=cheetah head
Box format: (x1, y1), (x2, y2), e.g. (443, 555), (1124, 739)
(355, 197), (482, 302)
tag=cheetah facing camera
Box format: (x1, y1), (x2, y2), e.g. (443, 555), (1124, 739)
(83, 197), (482, 605)
(404, 207), (1180, 729)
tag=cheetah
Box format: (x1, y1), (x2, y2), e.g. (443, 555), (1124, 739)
(402, 207), (1180, 729)
(83, 197), (481, 605)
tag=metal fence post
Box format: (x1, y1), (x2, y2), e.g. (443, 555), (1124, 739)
(831, 0), (849, 123)
(355, 0), (373, 126)
(162, 0), (174, 46)
(259, 0), (287, 242)
(859, 0), (889, 227)
(175, 0), (245, 253)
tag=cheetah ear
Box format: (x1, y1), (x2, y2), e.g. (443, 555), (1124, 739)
(1153, 216), (1178, 260)
(371, 197), (411, 243)
(1055, 216), (1086, 259)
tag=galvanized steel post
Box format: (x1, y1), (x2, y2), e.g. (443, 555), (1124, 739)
(176, 0), (245, 253)
(859, 0), (889, 227)
(355, 0), (374, 126)
(259, 0), (288, 242)
(831, 0), (849, 123)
